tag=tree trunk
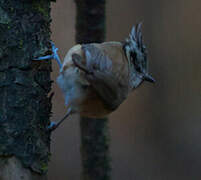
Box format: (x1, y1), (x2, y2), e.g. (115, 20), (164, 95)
(74, 0), (111, 180)
(0, 0), (53, 179)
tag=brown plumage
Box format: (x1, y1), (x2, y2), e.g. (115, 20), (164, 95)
(59, 42), (130, 118)
(34, 23), (155, 130)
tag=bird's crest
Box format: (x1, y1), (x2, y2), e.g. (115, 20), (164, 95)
(126, 22), (146, 54)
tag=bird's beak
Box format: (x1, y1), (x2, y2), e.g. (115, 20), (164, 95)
(144, 74), (155, 83)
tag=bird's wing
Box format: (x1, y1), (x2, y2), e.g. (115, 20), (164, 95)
(72, 44), (128, 111)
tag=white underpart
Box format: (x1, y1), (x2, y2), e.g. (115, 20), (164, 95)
(56, 67), (87, 112)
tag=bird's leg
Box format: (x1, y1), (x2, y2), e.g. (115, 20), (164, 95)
(34, 41), (62, 70)
(47, 107), (73, 132)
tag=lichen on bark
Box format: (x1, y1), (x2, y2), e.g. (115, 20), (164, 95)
(0, 0), (52, 174)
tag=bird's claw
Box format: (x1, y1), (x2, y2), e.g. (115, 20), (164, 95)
(47, 121), (58, 132)
(33, 41), (62, 69)
(50, 41), (59, 59)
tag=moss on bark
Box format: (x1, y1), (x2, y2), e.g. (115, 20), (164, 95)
(0, 0), (52, 174)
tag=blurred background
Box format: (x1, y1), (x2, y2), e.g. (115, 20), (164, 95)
(48, 0), (201, 179)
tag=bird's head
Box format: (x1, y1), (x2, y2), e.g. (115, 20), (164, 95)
(123, 23), (155, 89)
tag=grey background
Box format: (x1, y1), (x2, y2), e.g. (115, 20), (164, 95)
(48, 0), (201, 179)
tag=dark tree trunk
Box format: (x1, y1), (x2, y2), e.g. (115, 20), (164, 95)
(74, 0), (111, 180)
(0, 0), (53, 179)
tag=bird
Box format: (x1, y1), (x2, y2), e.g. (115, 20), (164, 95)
(34, 23), (155, 131)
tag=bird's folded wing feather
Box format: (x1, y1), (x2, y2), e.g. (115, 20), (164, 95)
(72, 44), (128, 111)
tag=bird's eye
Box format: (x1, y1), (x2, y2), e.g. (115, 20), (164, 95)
(130, 52), (141, 73)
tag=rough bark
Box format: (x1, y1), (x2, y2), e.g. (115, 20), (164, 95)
(0, 157), (47, 180)
(74, 0), (111, 180)
(0, 0), (53, 179)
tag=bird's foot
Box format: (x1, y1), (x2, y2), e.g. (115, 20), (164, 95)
(47, 108), (73, 132)
(33, 41), (62, 69)
(47, 121), (59, 132)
